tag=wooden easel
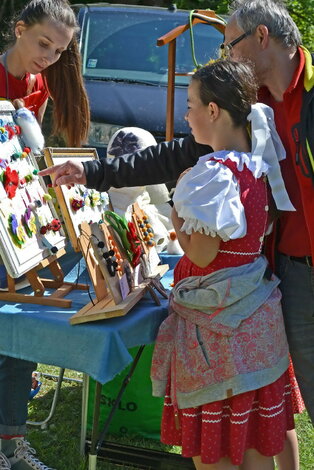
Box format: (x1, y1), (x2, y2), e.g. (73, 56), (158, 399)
(69, 221), (168, 325)
(156, 9), (225, 141)
(0, 248), (89, 308)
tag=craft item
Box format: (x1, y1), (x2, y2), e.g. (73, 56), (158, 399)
(0, 101), (88, 306)
(0, 101), (66, 278)
(104, 210), (133, 263)
(71, 220), (170, 325)
(13, 107), (45, 155)
(137, 214), (156, 247)
(43, 148), (110, 251)
(167, 230), (184, 255)
(131, 202), (161, 275)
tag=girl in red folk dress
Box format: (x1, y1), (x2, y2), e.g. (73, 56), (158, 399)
(150, 60), (297, 470)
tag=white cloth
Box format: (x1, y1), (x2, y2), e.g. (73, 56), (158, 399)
(107, 127), (172, 252)
(173, 151), (247, 242)
(248, 103), (295, 211)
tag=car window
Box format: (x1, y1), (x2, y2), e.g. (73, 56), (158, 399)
(81, 10), (223, 86)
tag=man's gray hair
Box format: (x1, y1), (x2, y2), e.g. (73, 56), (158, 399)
(229, 0), (302, 48)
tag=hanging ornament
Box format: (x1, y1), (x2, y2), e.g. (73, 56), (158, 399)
(49, 218), (61, 232)
(71, 197), (85, 211)
(0, 126), (9, 143)
(0, 158), (8, 169)
(89, 191), (100, 207)
(22, 207), (37, 238)
(4, 166), (19, 199)
(8, 214), (25, 247)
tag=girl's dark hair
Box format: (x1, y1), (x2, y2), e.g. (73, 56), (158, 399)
(192, 59), (258, 127)
(15, 0), (90, 147)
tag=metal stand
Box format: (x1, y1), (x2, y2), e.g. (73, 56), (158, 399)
(27, 368), (83, 429)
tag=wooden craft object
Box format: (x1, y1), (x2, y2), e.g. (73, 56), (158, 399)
(0, 249), (89, 308)
(131, 202), (162, 276)
(43, 147), (109, 252)
(78, 221), (123, 304)
(156, 9), (225, 141)
(70, 220), (169, 325)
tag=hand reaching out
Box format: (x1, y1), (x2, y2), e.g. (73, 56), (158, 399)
(38, 160), (87, 187)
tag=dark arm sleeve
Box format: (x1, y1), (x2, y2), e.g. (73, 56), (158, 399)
(82, 135), (211, 192)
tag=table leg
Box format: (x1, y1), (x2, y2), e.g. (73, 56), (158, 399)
(80, 373), (89, 455)
(96, 345), (145, 452)
(88, 453), (97, 470)
(89, 380), (102, 462)
(87, 345), (146, 468)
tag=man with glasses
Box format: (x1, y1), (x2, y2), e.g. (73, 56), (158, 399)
(219, 30), (251, 59)
(42, 2), (314, 464)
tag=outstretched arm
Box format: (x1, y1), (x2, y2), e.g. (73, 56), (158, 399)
(39, 135), (211, 191)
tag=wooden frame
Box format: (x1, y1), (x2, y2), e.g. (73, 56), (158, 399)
(156, 9), (225, 141)
(1, 249), (89, 308)
(0, 101), (88, 307)
(0, 101), (66, 278)
(43, 148), (109, 252)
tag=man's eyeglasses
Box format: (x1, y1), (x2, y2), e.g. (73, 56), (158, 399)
(219, 31), (251, 58)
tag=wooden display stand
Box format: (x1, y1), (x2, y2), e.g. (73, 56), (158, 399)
(70, 219), (169, 325)
(156, 9), (225, 141)
(0, 248), (89, 308)
(43, 147), (108, 252)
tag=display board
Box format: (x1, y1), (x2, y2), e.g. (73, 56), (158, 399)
(0, 101), (66, 278)
(43, 148), (110, 251)
(70, 211), (169, 324)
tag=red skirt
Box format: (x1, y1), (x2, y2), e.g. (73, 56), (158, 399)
(161, 370), (295, 465)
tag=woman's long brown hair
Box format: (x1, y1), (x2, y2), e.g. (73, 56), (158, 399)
(16, 0), (90, 147)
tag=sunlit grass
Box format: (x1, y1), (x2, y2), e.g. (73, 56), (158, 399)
(26, 365), (314, 470)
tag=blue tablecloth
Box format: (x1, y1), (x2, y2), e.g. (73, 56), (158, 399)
(0, 250), (180, 384)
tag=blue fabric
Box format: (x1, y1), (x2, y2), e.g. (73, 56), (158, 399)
(0, 249), (171, 385)
(159, 253), (181, 271)
(0, 355), (35, 435)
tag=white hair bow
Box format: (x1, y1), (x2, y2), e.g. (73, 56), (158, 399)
(247, 103), (295, 211)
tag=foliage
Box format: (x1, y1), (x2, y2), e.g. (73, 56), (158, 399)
(176, 0), (229, 14)
(175, 0), (314, 49)
(287, 0), (314, 50)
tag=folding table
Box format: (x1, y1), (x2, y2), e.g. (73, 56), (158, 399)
(0, 250), (178, 468)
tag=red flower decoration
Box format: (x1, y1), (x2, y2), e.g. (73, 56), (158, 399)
(50, 219), (61, 232)
(4, 167), (19, 199)
(71, 198), (84, 211)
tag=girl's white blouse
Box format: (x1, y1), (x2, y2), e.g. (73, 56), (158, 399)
(173, 150), (251, 242)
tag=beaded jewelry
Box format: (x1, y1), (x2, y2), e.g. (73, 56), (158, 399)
(92, 232), (122, 277)
(136, 214), (156, 247)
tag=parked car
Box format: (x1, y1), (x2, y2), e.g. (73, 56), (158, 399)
(74, 3), (224, 157)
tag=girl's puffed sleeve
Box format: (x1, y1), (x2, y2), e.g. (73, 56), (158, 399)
(173, 157), (247, 242)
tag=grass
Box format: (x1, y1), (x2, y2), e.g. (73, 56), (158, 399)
(26, 365), (314, 470)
